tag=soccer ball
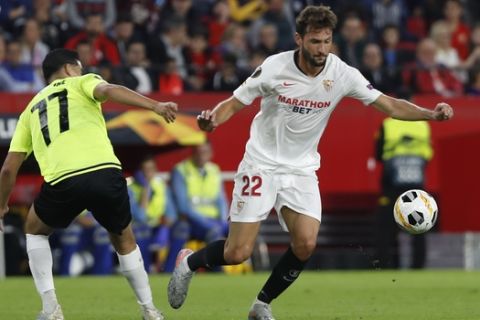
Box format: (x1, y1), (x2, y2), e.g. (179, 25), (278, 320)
(393, 189), (438, 234)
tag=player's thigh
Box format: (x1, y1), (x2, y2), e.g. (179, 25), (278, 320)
(229, 164), (276, 223)
(86, 168), (132, 236)
(274, 173), (322, 231)
(24, 205), (55, 235)
(281, 206), (320, 246)
(32, 178), (87, 231)
(224, 221), (262, 262)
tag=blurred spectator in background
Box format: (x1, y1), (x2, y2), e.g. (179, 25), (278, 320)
(75, 40), (98, 74)
(2, 39), (44, 92)
(381, 24), (415, 72)
(113, 13), (139, 63)
(207, 0), (231, 49)
(370, 0), (406, 39)
(465, 0), (480, 27)
(65, 13), (121, 66)
(254, 23), (281, 56)
(220, 23), (249, 70)
(462, 24), (480, 70)
(164, 141), (228, 272)
(430, 21), (463, 81)
(19, 19), (50, 69)
(159, 0), (201, 36)
(128, 156), (177, 273)
(0, 0), (33, 34)
(67, 0), (116, 30)
(361, 43), (402, 95)
(187, 30), (218, 91)
(116, 0), (153, 29)
(148, 16), (189, 80)
(443, 0), (470, 61)
(336, 15), (366, 68)
(402, 38), (463, 97)
(405, 5), (427, 41)
(228, 0), (268, 24)
(113, 41), (156, 94)
(116, 0), (153, 25)
(58, 212), (112, 276)
(467, 67), (480, 95)
(0, 33), (33, 92)
(420, 0), (444, 28)
(96, 59), (114, 82)
(210, 53), (242, 91)
(246, 49), (267, 74)
(75, 40), (113, 82)
(373, 117), (433, 269)
(32, 0), (68, 50)
(249, 0), (295, 51)
(158, 57), (185, 95)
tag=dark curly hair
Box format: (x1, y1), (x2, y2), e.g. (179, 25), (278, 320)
(42, 49), (80, 83)
(296, 5), (338, 37)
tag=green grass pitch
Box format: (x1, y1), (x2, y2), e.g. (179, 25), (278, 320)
(1, 270), (479, 320)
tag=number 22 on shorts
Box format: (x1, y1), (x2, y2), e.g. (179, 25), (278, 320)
(241, 175), (262, 196)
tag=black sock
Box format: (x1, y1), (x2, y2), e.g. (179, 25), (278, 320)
(257, 247), (308, 304)
(186, 239), (228, 271)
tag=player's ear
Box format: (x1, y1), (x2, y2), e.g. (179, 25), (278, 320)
(64, 64), (74, 77)
(294, 33), (302, 47)
(63, 64), (69, 76)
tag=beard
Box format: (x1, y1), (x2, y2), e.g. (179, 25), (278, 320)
(301, 45), (327, 68)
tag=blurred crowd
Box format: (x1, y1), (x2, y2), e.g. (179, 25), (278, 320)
(1, 0), (480, 96)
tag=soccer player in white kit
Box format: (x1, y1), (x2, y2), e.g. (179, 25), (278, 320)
(168, 5), (454, 319)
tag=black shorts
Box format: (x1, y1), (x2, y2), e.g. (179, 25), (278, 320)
(34, 168), (132, 235)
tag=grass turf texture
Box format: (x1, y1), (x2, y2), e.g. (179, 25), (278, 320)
(1, 271), (479, 320)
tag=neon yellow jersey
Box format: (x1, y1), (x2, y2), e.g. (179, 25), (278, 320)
(9, 73), (121, 184)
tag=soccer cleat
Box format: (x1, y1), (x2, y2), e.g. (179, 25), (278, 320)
(36, 304), (64, 320)
(248, 302), (276, 320)
(167, 248), (194, 309)
(141, 306), (165, 320)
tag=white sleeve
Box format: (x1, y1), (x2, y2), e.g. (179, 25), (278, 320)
(233, 57), (275, 105)
(344, 66), (383, 105)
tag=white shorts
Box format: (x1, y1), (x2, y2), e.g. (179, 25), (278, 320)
(229, 162), (322, 231)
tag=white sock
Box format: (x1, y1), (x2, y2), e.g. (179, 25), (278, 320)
(26, 234), (58, 312)
(41, 289), (59, 313)
(117, 245), (154, 308)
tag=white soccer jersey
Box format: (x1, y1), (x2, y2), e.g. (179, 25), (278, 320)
(233, 50), (382, 174)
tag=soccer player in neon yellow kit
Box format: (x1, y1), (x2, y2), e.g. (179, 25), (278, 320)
(167, 5), (454, 320)
(0, 49), (177, 320)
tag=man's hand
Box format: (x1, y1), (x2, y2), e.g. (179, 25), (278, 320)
(197, 110), (218, 132)
(153, 102), (178, 123)
(432, 103), (454, 121)
(0, 206), (8, 232)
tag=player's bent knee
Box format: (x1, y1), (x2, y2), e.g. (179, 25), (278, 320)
(109, 226), (137, 255)
(224, 246), (252, 264)
(292, 241), (317, 261)
(24, 212), (52, 236)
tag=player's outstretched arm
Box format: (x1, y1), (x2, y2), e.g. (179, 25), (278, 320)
(0, 152), (26, 231)
(197, 96), (245, 132)
(94, 83), (178, 123)
(372, 94), (454, 121)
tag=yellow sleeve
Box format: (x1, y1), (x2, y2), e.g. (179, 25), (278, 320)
(9, 110), (33, 155)
(79, 73), (107, 102)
